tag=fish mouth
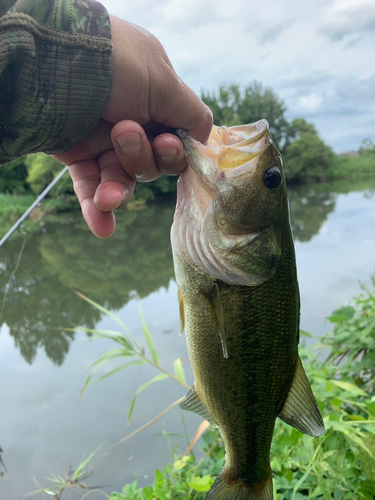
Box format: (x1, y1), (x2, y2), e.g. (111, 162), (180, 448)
(177, 119), (271, 176)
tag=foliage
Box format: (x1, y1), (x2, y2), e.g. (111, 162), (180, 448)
(28, 279), (375, 499)
(359, 138), (375, 156)
(108, 280), (375, 499)
(108, 429), (223, 500)
(282, 119), (336, 182)
(0, 193), (36, 220)
(76, 293), (189, 427)
(321, 275), (375, 390)
(24, 153), (74, 195)
(328, 154), (375, 179)
(201, 81), (289, 148)
(26, 446), (105, 500)
(0, 157), (30, 194)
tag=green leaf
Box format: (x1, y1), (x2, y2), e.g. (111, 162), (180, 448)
(127, 396), (137, 426)
(188, 475), (215, 492)
(97, 360), (147, 381)
(173, 358), (186, 384)
(138, 302), (159, 365)
(331, 380), (367, 397)
(327, 306), (355, 323)
(127, 374), (169, 424)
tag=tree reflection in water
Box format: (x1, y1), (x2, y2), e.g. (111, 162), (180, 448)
(1, 179), (374, 365)
(0, 203), (175, 365)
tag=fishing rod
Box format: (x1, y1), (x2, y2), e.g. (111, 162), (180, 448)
(0, 165), (69, 248)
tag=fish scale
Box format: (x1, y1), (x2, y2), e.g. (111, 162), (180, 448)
(171, 122), (325, 500)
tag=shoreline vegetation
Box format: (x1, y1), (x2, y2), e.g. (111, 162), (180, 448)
(1, 82), (374, 229)
(29, 279), (375, 499)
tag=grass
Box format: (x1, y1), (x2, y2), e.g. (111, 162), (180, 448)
(28, 278), (375, 500)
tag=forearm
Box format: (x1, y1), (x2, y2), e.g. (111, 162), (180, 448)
(0, 0), (112, 165)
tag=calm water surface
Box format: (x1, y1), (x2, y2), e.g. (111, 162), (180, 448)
(1, 178), (375, 499)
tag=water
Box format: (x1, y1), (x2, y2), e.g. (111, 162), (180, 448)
(1, 178), (375, 499)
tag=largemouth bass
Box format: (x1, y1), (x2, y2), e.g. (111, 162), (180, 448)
(171, 121), (325, 500)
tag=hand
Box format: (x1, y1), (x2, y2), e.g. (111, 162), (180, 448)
(53, 16), (212, 239)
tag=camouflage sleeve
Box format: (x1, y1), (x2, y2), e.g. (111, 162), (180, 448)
(0, 0), (112, 165)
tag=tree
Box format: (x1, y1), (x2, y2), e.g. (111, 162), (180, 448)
(282, 118), (335, 181)
(359, 138), (375, 156)
(0, 157), (30, 194)
(201, 82), (289, 148)
(24, 152), (74, 194)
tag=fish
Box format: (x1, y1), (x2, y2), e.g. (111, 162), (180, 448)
(171, 120), (325, 500)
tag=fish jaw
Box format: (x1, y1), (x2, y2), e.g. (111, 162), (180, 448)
(171, 121), (286, 286)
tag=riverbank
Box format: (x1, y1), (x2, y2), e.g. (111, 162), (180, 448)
(1, 156), (373, 239)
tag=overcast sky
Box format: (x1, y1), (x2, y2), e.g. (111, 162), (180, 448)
(102, 0), (374, 153)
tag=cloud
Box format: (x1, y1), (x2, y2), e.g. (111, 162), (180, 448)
(320, 1), (375, 41)
(258, 19), (294, 45)
(299, 93), (323, 112)
(156, 0), (222, 33)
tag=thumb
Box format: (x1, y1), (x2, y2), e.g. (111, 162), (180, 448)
(150, 69), (213, 145)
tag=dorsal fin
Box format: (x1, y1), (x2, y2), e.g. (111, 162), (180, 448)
(210, 282), (229, 359)
(278, 356), (325, 437)
(180, 385), (216, 427)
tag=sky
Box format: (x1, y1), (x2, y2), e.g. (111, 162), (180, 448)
(101, 0), (375, 153)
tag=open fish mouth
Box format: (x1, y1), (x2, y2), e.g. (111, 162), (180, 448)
(177, 119), (271, 180)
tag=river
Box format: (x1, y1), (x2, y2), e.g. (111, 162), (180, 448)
(1, 177), (375, 499)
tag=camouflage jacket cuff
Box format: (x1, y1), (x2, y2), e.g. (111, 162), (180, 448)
(0, 0), (112, 164)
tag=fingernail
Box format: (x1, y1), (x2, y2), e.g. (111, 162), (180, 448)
(157, 147), (178, 162)
(115, 132), (141, 155)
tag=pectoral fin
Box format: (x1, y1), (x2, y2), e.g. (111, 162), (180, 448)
(210, 282), (229, 359)
(278, 356), (325, 437)
(177, 289), (185, 337)
(180, 385), (216, 427)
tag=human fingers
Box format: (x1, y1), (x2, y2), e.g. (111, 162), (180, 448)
(111, 121), (162, 182)
(68, 159), (116, 239)
(150, 72), (213, 145)
(104, 17), (212, 145)
(152, 133), (187, 176)
(94, 149), (135, 211)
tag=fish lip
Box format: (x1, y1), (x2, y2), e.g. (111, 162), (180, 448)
(177, 120), (271, 178)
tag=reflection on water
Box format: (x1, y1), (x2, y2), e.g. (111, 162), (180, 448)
(1, 177), (375, 499)
(0, 177), (374, 366)
(0, 204), (175, 365)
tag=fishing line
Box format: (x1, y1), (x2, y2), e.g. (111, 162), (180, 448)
(26, 168), (71, 231)
(0, 165), (69, 248)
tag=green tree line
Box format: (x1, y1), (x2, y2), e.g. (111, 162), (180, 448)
(1, 82), (374, 200)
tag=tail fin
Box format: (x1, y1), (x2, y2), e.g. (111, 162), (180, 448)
(205, 471), (273, 500)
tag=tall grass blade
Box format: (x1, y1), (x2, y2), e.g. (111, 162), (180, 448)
(79, 374), (93, 402)
(72, 444), (103, 481)
(97, 360), (147, 381)
(74, 291), (141, 349)
(173, 358), (186, 384)
(138, 301), (159, 364)
(113, 397), (184, 447)
(87, 349), (134, 369)
(75, 291), (128, 330)
(127, 374), (169, 424)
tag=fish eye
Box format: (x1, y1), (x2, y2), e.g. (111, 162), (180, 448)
(263, 167), (282, 190)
